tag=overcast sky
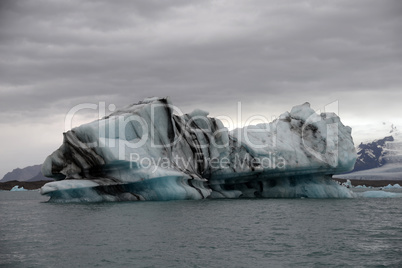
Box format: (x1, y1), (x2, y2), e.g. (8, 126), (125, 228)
(0, 0), (401, 178)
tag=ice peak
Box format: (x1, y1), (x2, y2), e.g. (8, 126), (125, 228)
(289, 102), (314, 121)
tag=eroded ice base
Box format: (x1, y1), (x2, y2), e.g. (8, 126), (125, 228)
(41, 174), (355, 203)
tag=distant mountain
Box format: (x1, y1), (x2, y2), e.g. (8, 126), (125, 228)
(349, 124), (401, 172)
(1, 164), (51, 182)
(334, 126), (402, 181)
(353, 136), (394, 171)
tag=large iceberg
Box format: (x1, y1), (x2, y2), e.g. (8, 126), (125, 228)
(41, 97), (357, 202)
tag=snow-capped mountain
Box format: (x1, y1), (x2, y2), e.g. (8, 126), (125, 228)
(353, 136), (394, 171)
(353, 125), (401, 172)
(334, 125), (402, 181)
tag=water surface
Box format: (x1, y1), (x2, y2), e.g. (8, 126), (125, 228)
(1, 191), (401, 267)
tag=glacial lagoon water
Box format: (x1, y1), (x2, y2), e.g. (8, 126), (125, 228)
(1, 190), (402, 267)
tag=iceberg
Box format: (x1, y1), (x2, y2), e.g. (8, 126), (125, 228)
(354, 185), (368, 188)
(383, 183), (402, 189)
(359, 190), (402, 198)
(41, 97), (357, 202)
(341, 179), (353, 188)
(10, 185), (28, 191)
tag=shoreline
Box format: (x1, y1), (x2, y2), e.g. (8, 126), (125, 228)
(0, 180), (52, 191)
(332, 178), (401, 187)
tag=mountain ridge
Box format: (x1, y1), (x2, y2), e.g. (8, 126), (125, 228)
(1, 164), (50, 182)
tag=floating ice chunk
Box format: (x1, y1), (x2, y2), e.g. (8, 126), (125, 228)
(40, 97), (357, 202)
(10, 185), (28, 191)
(359, 190), (402, 198)
(355, 185), (367, 188)
(341, 179), (353, 188)
(383, 183), (402, 189)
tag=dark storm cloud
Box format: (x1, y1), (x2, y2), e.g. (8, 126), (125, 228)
(0, 0), (401, 118)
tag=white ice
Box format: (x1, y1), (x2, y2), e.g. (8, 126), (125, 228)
(383, 183), (402, 189)
(359, 191), (402, 198)
(10, 185), (28, 191)
(40, 98), (357, 202)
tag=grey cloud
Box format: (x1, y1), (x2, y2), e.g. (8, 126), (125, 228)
(0, 0), (401, 118)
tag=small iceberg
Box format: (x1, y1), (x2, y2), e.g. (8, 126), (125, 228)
(383, 183), (402, 189)
(359, 190), (402, 198)
(10, 185), (28, 191)
(354, 185), (367, 188)
(341, 179), (353, 188)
